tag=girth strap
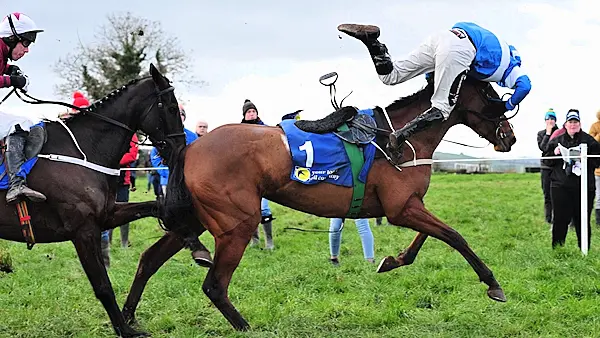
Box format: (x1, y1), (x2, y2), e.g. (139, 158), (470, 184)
(338, 123), (366, 218)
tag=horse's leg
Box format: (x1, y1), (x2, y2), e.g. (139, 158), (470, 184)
(108, 201), (158, 227)
(202, 220), (256, 331)
(386, 196), (506, 302)
(122, 231), (186, 325)
(72, 229), (148, 338)
(109, 202), (213, 267)
(377, 233), (428, 273)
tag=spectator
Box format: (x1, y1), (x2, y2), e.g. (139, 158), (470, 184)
(129, 156), (138, 192)
(538, 108), (558, 224)
(195, 119), (208, 138)
(589, 109), (600, 227)
(151, 104), (197, 195)
(107, 134), (139, 253)
(242, 99), (275, 249)
(544, 109), (600, 249)
(329, 218), (375, 265)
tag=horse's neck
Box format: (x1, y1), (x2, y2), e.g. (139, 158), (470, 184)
(45, 119), (133, 168)
(44, 95), (139, 168)
(389, 102), (456, 160)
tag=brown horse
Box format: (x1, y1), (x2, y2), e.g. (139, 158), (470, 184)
(122, 77), (516, 331)
(0, 64), (186, 337)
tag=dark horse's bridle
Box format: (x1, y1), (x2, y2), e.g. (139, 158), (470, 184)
(12, 82), (185, 149)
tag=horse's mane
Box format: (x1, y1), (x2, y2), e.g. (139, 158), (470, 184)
(385, 80), (434, 112)
(49, 76), (151, 125)
(87, 76), (151, 112)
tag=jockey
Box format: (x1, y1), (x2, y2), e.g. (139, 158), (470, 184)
(338, 22), (532, 163)
(0, 13), (45, 203)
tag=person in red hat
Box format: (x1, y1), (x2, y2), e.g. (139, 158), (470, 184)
(59, 91), (90, 119)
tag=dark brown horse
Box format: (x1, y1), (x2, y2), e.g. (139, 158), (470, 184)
(122, 78), (516, 331)
(0, 64), (186, 337)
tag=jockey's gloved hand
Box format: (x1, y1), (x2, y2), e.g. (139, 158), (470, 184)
(6, 65), (23, 76)
(10, 75), (29, 92)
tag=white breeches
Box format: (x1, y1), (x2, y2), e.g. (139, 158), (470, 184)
(378, 30), (476, 117)
(0, 111), (34, 139)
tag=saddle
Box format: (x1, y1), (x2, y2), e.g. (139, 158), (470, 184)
(294, 106), (394, 158)
(294, 106), (379, 145)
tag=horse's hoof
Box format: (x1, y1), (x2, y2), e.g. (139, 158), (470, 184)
(487, 287), (507, 302)
(119, 327), (149, 338)
(376, 256), (399, 273)
(194, 257), (213, 268)
(233, 322), (250, 331)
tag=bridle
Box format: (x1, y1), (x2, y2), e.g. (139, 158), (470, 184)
(13, 82), (184, 149)
(453, 83), (517, 143)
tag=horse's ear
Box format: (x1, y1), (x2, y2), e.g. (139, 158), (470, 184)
(149, 63), (165, 87)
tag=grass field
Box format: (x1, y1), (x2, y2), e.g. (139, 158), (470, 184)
(1, 173), (600, 337)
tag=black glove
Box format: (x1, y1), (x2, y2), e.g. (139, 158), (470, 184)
(6, 65), (22, 76)
(10, 75), (29, 92)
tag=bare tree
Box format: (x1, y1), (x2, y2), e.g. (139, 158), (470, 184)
(54, 12), (203, 100)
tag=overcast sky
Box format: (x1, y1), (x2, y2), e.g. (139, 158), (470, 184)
(2, 0), (599, 158)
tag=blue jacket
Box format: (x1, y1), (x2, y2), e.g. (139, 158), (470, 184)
(151, 128), (198, 185)
(452, 22), (531, 110)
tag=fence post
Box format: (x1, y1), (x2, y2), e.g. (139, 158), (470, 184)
(580, 143), (589, 256)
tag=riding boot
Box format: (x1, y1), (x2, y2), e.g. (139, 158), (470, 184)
(338, 24), (393, 75)
(101, 238), (110, 269)
(387, 107), (445, 164)
(5, 132), (47, 204)
(250, 229), (260, 247)
(263, 221), (274, 250)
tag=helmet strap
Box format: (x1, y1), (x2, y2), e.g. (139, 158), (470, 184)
(1, 37), (17, 61)
(7, 14), (22, 41)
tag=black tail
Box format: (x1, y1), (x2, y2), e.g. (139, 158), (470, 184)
(163, 144), (194, 231)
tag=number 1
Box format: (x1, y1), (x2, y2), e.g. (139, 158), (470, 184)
(299, 141), (314, 167)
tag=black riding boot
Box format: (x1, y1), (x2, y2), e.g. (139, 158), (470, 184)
(338, 24), (393, 75)
(387, 107), (445, 164)
(5, 132), (46, 204)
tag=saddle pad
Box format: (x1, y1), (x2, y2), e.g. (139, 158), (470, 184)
(0, 156), (38, 190)
(279, 113), (376, 187)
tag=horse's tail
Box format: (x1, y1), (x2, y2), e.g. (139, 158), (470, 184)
(163, 144), (194, 231)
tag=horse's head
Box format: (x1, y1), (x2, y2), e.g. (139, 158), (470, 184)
(454, 78), (517, 152)
(137, 64), (187, 163)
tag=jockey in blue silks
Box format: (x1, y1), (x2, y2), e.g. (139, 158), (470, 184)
(338, 22), (531, 163)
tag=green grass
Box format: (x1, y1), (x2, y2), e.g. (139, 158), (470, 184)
(2, 174), (600, 337)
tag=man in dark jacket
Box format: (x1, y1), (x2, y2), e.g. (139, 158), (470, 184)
(537, 109), (558, 223)
(241, 99), (275, 249)
(544, 109), (600, 249)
